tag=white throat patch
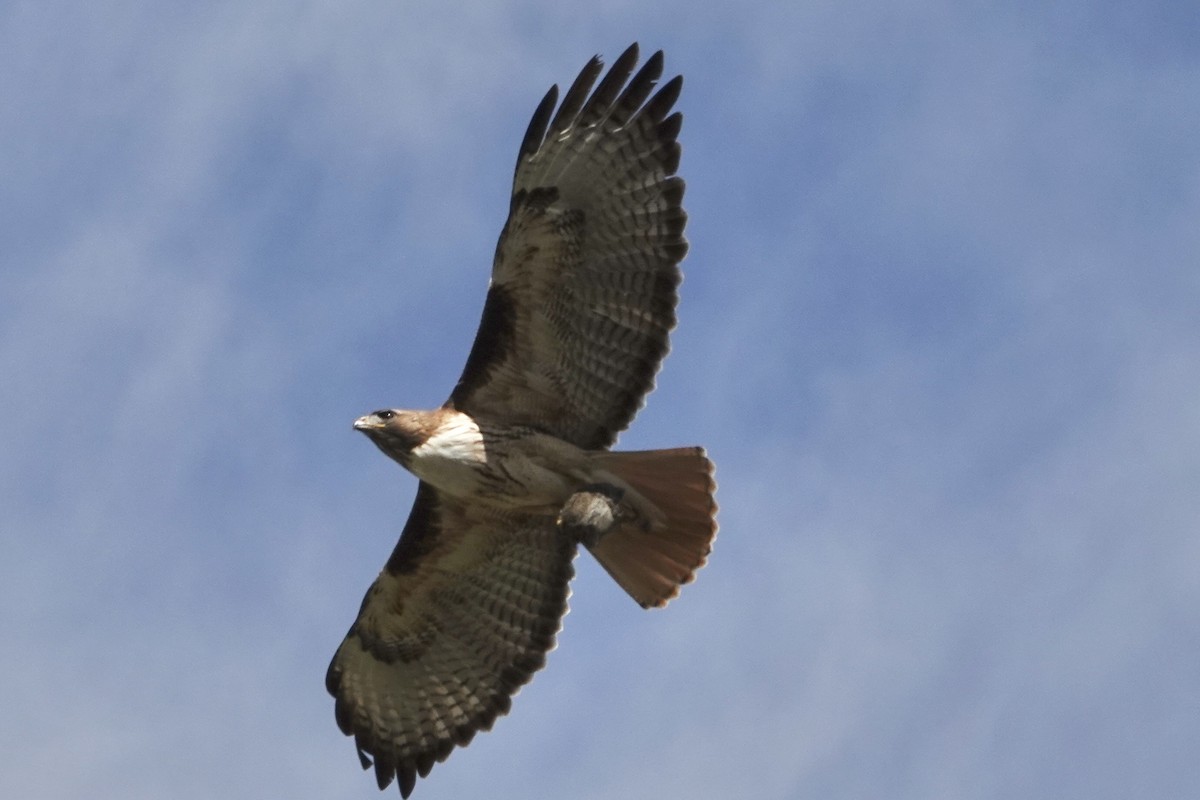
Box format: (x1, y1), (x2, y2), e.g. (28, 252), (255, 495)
(411, 412), (486, 465)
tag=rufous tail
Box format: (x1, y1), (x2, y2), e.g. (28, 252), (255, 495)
(587, 447), (717, 608)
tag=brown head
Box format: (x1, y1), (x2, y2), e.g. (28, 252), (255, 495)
(353, 409), (442, 467)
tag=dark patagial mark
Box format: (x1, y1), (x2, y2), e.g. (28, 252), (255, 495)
(448, 185), (561, 410)
(383, 483), (444, 576)
(446, 282), (518, 408)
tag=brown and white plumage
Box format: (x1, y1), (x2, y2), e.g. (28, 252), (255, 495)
(447, 43), (687, 450)
(327, 44), (717, 798)
(327, 485), (575, 796)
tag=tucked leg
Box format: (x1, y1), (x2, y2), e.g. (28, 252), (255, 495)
(557, 483), (626, 547)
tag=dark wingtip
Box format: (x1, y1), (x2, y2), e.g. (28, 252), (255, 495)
(398, 766), (417, 798)
(550, 54), (605, 134)
(577, 43), (642, 125)
(516, 83), (559, 173)
(642, 74), (683, 126)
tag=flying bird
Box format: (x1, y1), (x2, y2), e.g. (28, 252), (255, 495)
(326, 43), (717, 797)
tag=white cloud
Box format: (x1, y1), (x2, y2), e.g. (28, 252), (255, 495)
(2, 2), (1199, 799)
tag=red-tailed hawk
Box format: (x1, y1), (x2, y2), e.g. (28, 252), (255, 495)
(326, 43), (717, 797)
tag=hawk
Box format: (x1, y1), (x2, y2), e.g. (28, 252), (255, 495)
(326, 43), (717, 797)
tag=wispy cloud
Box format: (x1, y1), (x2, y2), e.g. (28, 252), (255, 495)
(2, 2), (1198, 799)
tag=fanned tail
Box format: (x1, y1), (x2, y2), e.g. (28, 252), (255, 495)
(587, 447), (717, 608)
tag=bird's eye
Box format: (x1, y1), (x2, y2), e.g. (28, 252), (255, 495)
(376, 410), (395, 421)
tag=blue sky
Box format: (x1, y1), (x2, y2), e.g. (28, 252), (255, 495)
(3, 2), (1199, 798)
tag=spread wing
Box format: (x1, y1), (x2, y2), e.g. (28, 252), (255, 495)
(326, 483), (576, 797)
(446, 43), (688, 450)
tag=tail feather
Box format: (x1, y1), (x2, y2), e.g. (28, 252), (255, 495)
(587, 447), (717, 608)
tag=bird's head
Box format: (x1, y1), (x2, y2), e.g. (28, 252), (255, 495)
(353, 409), (439, 466)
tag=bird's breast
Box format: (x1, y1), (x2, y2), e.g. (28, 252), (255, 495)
(406, 412), (488, 493)
(407, 416), (591, 510)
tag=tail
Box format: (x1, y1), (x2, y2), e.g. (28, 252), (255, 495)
(587, 447), (718, 608)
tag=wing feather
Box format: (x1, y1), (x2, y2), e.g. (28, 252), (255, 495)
(549, 54), (603, 135)
(515, 84), (558, 178)
(326, 484), (576, 797)
(609, 50), (664, 126)
(573, 43), (641, 129)
(447, 43), (688, 449)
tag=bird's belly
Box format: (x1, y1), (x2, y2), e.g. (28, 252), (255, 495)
(413, 453), (577, 510)
(406, 453), (491, 497)
(408, 429), (586, 511)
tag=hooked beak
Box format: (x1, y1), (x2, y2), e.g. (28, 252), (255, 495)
(353, 415), (382, 432)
